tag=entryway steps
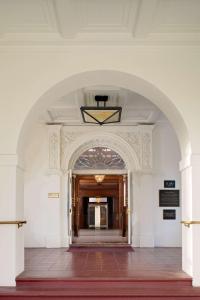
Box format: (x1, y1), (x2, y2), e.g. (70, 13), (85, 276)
(73, 229), (128, 243)
(69, 243), (132, 248)
(15, 276), (192, 287)
(78, 229), (122, 236)
(1, 278), (200, 299)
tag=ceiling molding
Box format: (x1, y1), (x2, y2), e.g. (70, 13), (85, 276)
(0, 0), (200, 47)
(134, 0), (159, 38)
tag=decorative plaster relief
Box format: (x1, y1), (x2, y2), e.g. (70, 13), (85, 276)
(117, 132), (141, 164)
(61, 131), (83, 159)
(61, 126), (153, 172)
(141, 131), (152, 169)
(48, 125), (61, 170)
(116, 130), (152, 170)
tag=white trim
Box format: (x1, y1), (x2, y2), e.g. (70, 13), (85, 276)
(68, 170), (72, 245)
(179, 154), (200, 171)
(179, 155), (191, 171)
(72, 169), (127, 175)
(0, 154), (18, 166)
(128, 170), (131, 245)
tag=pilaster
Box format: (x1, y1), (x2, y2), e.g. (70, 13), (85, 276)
(0, 154), (24, 286)
(180, 154), (200, 285)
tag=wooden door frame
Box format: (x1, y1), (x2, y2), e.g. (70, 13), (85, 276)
(71, 171), (130, 243)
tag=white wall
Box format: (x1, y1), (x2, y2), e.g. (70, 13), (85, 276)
(24, 121), (181, 248)
(24, 123), (63, 248)
(153, 122), (181, 247)
(24, 124), (48, 247)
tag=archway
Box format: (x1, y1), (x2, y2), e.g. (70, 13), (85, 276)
(4, 70), (195, 286)
(18, 70), (190, 159)
(64, 133), (138, 246)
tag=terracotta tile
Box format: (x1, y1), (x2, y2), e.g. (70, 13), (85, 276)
(17, 247), (190, 281)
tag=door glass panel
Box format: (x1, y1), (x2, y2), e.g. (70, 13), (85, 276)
(88, 205), (95, 227)
(95, 206), (101, 228)
(100, 205), (107, 227)
(88, 204), (108, 229)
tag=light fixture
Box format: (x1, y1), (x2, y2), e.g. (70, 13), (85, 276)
(94, 175), (105, 183)
(80, 95), (122, 125)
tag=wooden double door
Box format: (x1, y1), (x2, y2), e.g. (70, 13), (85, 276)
(71, 174), (128, 238)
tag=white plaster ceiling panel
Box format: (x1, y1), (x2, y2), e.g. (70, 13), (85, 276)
(54, 0), (139, 38)
(55, 96), (79, 107)
(79, 0), (138, 33)
(40, 87), (165, 125)
(152, 0), (200, 33)
(84, 88), (120, 106)
(47, 107), (78, 121)
(0, 0), (200, 45)
(123, 109), (154, 122)
(0, 0), (57, 35)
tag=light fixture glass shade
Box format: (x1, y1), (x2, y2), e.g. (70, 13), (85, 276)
(94, 175), (105, 183)
(80, 107), (122, 125)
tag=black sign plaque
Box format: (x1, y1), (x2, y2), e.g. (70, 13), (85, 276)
(164, 180), (175, 188)
(159, 190), (180, 207)
(163, 209), (176, 220)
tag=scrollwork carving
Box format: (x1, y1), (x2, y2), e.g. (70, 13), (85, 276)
(49, 132), (59, 169)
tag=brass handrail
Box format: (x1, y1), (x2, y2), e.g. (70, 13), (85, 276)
(181, 221), (200, 228)
(0, 221), (27, 228)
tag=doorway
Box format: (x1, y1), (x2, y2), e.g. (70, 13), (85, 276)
(88, 202), (108, 229)
(70, 174), (129, 245)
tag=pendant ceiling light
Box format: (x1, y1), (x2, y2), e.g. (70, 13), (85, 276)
(94, 175), (105, 183)
(80, 95), (122, 125)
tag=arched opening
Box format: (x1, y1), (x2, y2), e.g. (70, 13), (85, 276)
(70, 146), (129, 245)
(15, 70), (192, 285)
(18, 70), (190, 159)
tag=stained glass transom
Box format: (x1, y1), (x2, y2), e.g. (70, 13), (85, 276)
(74, 147), (126, 170)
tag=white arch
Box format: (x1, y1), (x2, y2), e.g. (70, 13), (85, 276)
(14, 70), (196, 285)
(18, 70), (190, 160)
(62, 131), (140, 172)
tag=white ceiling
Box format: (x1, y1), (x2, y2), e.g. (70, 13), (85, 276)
(39, 86), (166, 125)
(0, 0), (200, 46)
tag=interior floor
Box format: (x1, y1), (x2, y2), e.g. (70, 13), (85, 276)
(73, 229), (128, 244)
(18, 247), (189, 280)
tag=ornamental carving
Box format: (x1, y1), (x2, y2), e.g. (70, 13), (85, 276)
(61, 132), (83, 158)
(60, 127), (153, 172)
(48, 126), (61, 170)
(117, 132), (141, 164)
(49, 133), (58, 169)
(141, 132), (152, 169)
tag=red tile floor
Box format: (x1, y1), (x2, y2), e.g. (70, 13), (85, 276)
(2, 248), (200, 299)
(18, 247), (189, 280)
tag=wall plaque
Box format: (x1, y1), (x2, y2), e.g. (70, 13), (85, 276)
(164, 180), (175, 188)
(48, 193), (60, 198)
(159, 190), (179, 207)
(163, 209), (176, 220)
